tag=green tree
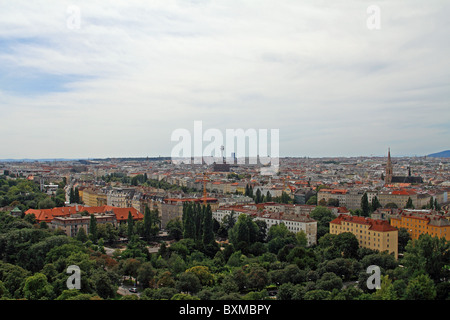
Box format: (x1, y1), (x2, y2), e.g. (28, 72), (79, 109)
(384, 202), (398, 209)
(0, 280), (11, 299)
(76, 227), (88, 243)
(92, 270), (116, 299)
(182, 202), (196, 239)
(217, 211), (236, 238)
(327, 198), (339, 207)
(403, 234), (450, 282)
(371, 196), (382, 212)
(142, 206), (159, 241)
(310, 206), (335, 240)
(69, 187), (75, 203)
(202, 204), (215, 246)
(166, 218), (183, 241)
(398, 227), (411, 253)
(404, 274), (436, 300)
(306, 195), (317, 205)
(280, 191), (290, 204)
(246, 265), (268, 291)
(334, 232), (359, 259)
(176, 272), (202, 294)
(428, 197), (434, 209)
(127, 211), (134, 241)
(361, 193), (370, 216)
(372, 275), (398, 300)
(89, 214), (98, 243)
(74, 187), (80, 203)
(137, 262), (157, 289)
(434, 199), (441, 211)
(316, 272), (343, 292)
(228, 214), (259, 252)
(304, 289), (331, 300)
(296, 230), (308, 247)
(255, 189), (262, 204)
(38, 197), (56, 209)
(405, 197), (414, 209)
(23, 273), (53, 300)
(186, 266), (214, 287)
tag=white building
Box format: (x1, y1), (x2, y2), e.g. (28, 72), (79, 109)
(213, 206), (317, 246)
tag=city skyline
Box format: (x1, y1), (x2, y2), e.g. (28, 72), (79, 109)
(1, 1), (449, 159)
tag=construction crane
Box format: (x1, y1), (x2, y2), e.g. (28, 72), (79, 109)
(201, 171), (213, 205)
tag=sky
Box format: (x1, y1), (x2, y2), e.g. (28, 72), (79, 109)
(0, 0), (449, 159)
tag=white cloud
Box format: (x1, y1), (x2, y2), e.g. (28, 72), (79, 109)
(0, 0), (449, 158)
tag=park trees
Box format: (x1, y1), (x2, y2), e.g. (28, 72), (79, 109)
(310, 206), (335, 240)
(143, 206), (159, 241)
(182, 202), (218, 256)
(228, 214), (260, 253)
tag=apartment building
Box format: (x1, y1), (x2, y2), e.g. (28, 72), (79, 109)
(330, 214), (398, 259)
(50, 212), (116, 237)
(390, 211), (450, 241)
(107, 187), (135, 208)
(317, 189), (348, 207)
(378, 189), (418, 208)
(213, 205), (318, 246)
(82, 187), (107, 207)
(161, 197), (219, 229)
(345, 190), (365, 210)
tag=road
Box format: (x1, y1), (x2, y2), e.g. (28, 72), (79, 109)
(117, 284), (141, 297)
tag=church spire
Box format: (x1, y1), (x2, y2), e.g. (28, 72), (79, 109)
(385, 148), (393, 184)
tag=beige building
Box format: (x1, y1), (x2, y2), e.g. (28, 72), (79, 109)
(378, 189), (418, 208)
(107, 187), (135, 208)
(50, 212), (116, 237)
(161, 197), (219, 229)
(330, 214), (398, 259)
(82, 188), (107, 207)
(317, 189), (348, 207)
(345, 190), (365, 210)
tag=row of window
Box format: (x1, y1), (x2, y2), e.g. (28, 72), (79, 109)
(358, 240), (390, 248)
(331, 224), (390, 237)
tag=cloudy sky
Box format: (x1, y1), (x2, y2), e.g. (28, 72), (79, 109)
(0, 0), (449, 159)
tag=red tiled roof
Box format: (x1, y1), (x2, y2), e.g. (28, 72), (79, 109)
(25, 205), (143, 223)
(330, 214), (397, 232)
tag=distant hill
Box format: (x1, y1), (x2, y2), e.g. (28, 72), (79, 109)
(428, 150), (450, 158)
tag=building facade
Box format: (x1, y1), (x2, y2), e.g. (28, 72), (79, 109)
(214, 206), (318, 246)
(390, 212), (450, 241)
(330, 214), (398, 259)
(50, 213), (116, 237)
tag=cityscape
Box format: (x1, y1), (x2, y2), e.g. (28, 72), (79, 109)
(0, 149), (449, 304)
(0, 0), (449, 315)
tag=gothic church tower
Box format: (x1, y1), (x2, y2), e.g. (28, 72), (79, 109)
(385, 148), (393, 184)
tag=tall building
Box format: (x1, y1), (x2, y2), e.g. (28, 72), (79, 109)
(330, 214), (398, 259)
